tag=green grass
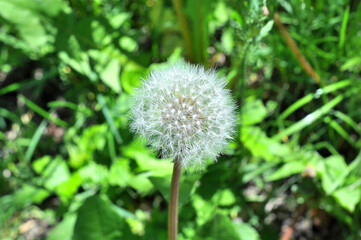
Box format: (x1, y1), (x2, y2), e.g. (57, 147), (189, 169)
(0, 0), (360, 239)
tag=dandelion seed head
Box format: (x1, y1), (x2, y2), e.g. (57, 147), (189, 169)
(130, 62), (237, 169)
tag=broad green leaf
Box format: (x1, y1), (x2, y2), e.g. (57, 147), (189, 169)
(122, 142), (173, 176)
(221, 28), (234, 54)
(149, 173), (200, 206)
(319, 197), (353, 225)
(234, 222), (260, 240)
(58, 47), (96, 81)
(0, 185), (49, 225)
(109, 158), (132, 187)
(196, 165), (228, 200)
(111, 205), (136, 220)
(78, 163), (109, 186)
(193, 213), (240, 240)
(32, 155), (51, 174)
(108, 12), (131, 28)
(128, 173), (154, 195)
(317, 156), (347, 194)
(241, 126), (290, 161)
(242, 162), (279, 183)
(119, 36), (137, 52)
(214, 1), (229, 25)
(258, 20), (274, 39)
(0, 0), (53, 51)
(266, 161), (306, 182)
(100, 59), (121, 93)
(213, 189), (236, 206)
(332, 186), (361, 212)
(68, 124), (108, 168)
(241, 99), (268, 125)
(11, 184), (49, 206)
(4, 0), (64, 17)
(327, 152), (361, 194)
(67, 191), (96, 214)
(121, 63), (144, 93)
(82, 125), (106, 148)
(73, 195), (133, 240)
(47, 214), (77, 240)
(91, 20), (111, 47)
(33, 156), (71, 191)
(114, 93), (133, 115)
(56, 172), (83, 203)
(142, 209), (167, 240)
(192, 195), (217, 226)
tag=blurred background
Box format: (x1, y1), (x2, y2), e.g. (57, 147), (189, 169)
(0, 0), (361, 239)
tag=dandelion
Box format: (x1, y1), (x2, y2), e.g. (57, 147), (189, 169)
(130, 62), (237, 169)
(130, 62), (237, 240)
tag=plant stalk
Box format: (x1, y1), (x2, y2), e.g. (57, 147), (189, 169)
(172, 0), (195, 62)
(274, 12), (321, 85)
(168, 161), (182, 240)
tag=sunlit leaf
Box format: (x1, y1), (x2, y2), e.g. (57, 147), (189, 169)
(73, 195), (134, 240)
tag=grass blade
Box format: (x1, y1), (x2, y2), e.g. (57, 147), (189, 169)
(0, 107), (18, 122)
(279, 80), (351, 120)
(312, 142), (340, 156)
(97, 94), (122, 144)
(107, 131), (116, 162)
(0, 69), (56, 96)
(274, 95), (343, 141)
(47, 101), (78, 111)
(324, 116), (356, 148)
(19, 95), (67, 127)
(24, 120), (48, 162)
(279, 94), (314, 121)
(339, 6), (349, 49)
(0, 79), (39, 96)
(334, 111), (361, 136)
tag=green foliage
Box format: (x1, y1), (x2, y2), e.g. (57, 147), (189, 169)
(193, 214), (243, 240)
(73, 195), (133, 240)
(1, 0), (361, 239)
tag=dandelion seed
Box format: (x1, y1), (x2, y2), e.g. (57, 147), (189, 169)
(130, 62), (237, 169)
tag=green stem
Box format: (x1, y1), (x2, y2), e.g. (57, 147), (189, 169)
(172, 0), (195, 62)
(168, 161), (182, 240)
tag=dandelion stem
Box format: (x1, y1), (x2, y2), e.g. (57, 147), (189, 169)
(168, 161), (182, 240)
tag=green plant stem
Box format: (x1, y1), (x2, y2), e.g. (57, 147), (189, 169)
(168, 161), (182, 240)
(172, 0), (195, 62)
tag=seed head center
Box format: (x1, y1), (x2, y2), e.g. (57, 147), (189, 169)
(162, 95), (205, 133)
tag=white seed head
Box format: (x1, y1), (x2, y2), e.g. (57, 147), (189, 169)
(130, 62), (237, 169)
